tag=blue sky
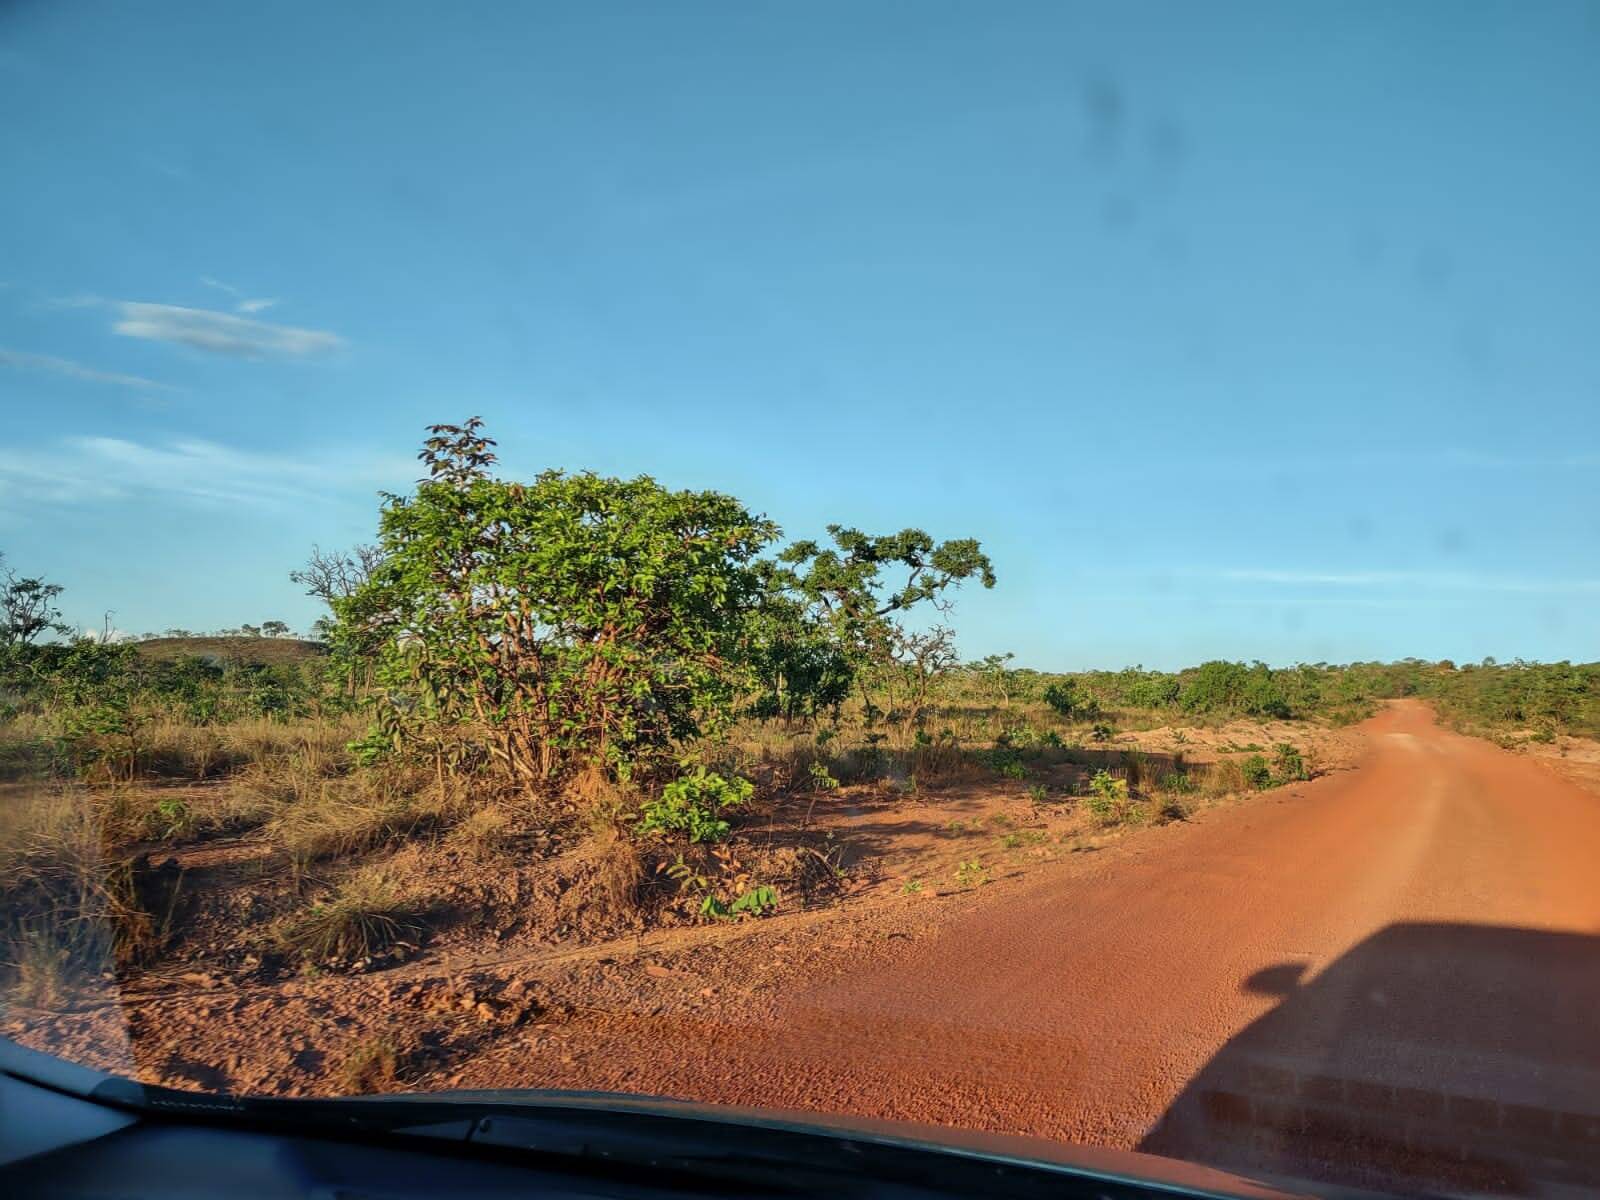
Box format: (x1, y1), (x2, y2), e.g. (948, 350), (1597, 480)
(2, 0), (1598, 669)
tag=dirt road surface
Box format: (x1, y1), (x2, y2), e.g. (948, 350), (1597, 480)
(498, 701), (1600, 1193)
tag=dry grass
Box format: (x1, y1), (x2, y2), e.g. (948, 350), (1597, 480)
(590, 825), (644, 915)
(725, 724), (980, 796)
(135, 714), (362, 782)
(12, 708), (364, 787)
(274, 866), (424, 964)
(0, 713), (62, 781)
(1196, 757), (1248, 798)
(335, 1034), (403, 1094)
(6, 924), (73, 1008)
(445, 802), (520, 857)
(88, 782), (278, 846)
(1121, 748), (1152, 791)
(265, 766), (466, 868)
(0, 785), (176, 1004)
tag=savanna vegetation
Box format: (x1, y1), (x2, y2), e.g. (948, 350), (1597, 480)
(4, 419), (1598, 1009)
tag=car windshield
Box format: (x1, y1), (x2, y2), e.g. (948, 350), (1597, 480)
(4, 3), (1599, 1196)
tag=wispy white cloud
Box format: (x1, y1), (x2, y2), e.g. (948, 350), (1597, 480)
(0, 435), (408, 510)
(200, 276), (278, 315)
(1194, 567), (1600, 595)
(113, 302), (342, 360)
(0, 347), (175, 393)
(42, 292), (107, 310)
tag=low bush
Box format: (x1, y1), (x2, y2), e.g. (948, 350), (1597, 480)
(806, 760), (839, 792)
(1272, 742), (1308, 783)
(978, 745), (1028, 779)
(1241, 754), (1273, 789)
(1042, 680), (1083, 718)
(634, 768), (754, 844)
(1084, 769), (1131, 825)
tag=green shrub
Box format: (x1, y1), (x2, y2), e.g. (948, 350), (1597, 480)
(151, 796), (195, 841)
(1125, 676), (1181, 709)
(1241, 754), (1272, 789)
(1272, 743), (1307, 783)
(700, 884), (779, 920)
(1084, 769), (1130, 824)
(346, 727), (392, 768)
(729, 885), (778, 917)
(1043, 680), (1083, 718)
(634, 768), (754, 843)
(979, 745), (1027, 778)
(1178, 660), (1292, 719)
(806, 760), (839, 792)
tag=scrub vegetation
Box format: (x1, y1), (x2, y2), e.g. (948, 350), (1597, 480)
(3, 420), (1596, 1015)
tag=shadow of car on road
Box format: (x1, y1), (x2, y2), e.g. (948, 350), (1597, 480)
(1140, 922), (1600, 1196)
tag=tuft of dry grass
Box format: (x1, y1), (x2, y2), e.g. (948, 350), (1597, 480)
(445, 802), (520, 858)
(6, 924), (72, 1008)
(274, 866), (424, 963)
(88, 781), (279, 847)
(335, 1034), (403, 1094)
(27, 708), (363, 788)
(265, 767), (465, 868)
(1121, 748), (1150, 791)
(0, 785), (179, 1004)
(1196, 757), (1247, 798)
(590, 826), (643, 915)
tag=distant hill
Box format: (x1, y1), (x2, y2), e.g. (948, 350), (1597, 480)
(133, 636), (329, 666)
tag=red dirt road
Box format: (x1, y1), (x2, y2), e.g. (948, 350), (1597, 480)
(524, 702), (1600, 1191)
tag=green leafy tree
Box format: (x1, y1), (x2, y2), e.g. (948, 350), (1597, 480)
(759, 526), (995, 720)
(0, 557), (71, 648)
(744, 590), (854, 722)
(1042, 677), (1085, 718)
(972, 652), (1017, 707)
(1179, 660), (1292, 719)
(331, 419), (778, 788)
